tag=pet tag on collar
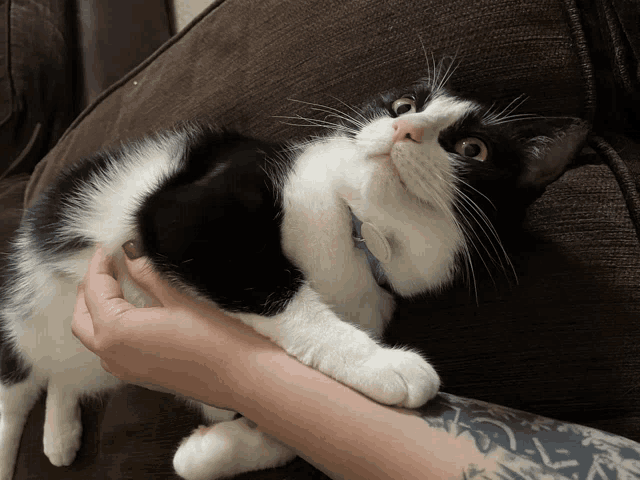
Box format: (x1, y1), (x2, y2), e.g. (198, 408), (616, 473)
(361, 222), (392, 264)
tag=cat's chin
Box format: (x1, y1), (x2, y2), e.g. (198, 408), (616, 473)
(368, 153), (409, 191)
(375, 155), (441, 213)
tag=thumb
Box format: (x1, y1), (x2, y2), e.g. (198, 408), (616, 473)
(122, 241), (196, 309)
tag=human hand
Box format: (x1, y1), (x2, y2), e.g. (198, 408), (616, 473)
(72, 244), (284, 411)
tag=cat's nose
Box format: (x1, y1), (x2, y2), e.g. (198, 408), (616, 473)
(392, 119), (424, 143)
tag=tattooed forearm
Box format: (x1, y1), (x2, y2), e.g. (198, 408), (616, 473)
(420, 393), (640, 480)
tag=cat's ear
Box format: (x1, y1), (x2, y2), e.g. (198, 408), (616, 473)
(518, 118), (590, 190)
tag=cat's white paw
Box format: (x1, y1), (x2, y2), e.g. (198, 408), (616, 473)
(174, 425), (230, 480)
(352, 348), (440, 408)
(43, 411), (82, 467)
(173, 419), (294, 480)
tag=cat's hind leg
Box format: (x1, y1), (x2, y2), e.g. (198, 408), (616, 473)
(173, 416), (295, 480)
(42, 382), (84, 467)
(0, 366), (45, 480)
(173, 404), (295, 480)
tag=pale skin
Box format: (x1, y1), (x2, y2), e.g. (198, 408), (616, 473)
(72, 247), (628, 480)
(71, 247), (478, 479)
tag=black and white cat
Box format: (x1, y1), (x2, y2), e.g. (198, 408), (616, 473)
(0, 73), (587, 480)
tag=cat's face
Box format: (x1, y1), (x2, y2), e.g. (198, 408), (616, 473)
(325, 79), (588, 294)
(353, 85), (482, 218)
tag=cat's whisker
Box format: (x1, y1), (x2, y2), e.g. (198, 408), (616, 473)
(451, 197), (499, 290)
(457, 217), (501, 290)
(451, 182), (505, 266)
(464, 232), (492, 300)
(275, 115), (358, 133)
(406, 169), (480, 294)
(454, 187), (518, 285)
(418, 176), (458, 225)
(285, 99), (367, 130)
(417, 37), (438, 97)
(418, 45), (439, 95)
(504, 94), (529, 118)
(458, 237), (479, 304)
(322, 112), (367, 130)
(437, 187), (481, 303)
(498, 94), (528, 118)
(417, 35), (429, 78)
(453, 174), (497, 211)
(328, 95), (369, 125)
(466, 246), (480, 305)
(429, 53), (437, 93)
(460, 204), (512, 281)
(483, 94), (529, 126)
(486, 114), (543, 126)
(280, 138), (322, 154)
(274, 115), (359, 136)
(303, 106), (367, 129)
(482, 100), (512, 124)
(435, 52), (459, 94)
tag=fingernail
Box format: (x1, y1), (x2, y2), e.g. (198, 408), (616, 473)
(122, 240), (143, 260)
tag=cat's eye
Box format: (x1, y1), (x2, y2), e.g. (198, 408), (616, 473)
(391, 98), (416, 116)
(454, 137), (489, 161)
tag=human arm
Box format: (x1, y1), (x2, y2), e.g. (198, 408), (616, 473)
(72, 246), (640, 480)
(72, 246), (468, 479)
(234, 357), (640, 480)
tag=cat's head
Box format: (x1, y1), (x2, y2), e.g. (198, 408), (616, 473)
(325, 78), (589, 296)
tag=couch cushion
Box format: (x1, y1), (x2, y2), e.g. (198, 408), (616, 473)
(24, 0), (589, 207)
(0, 0), (173, 181)
(0, 0), (77, 179)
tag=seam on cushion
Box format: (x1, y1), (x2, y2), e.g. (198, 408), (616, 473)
(52, 0), (229, 148)
(0, 122), (41, 182)
(560, 0), (597, 123)
(164, 0), (177, 36)
(0, 0), (14, 126)
(600, 0), (634, 96)
(590, 135), (640, 244)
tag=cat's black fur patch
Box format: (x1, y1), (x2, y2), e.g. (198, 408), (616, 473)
(0, 343), (32, 386)
(0, 260), (33, 386)
(138, 129), (305, 317)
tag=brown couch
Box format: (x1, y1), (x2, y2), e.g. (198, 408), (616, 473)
(2, 0), (640, 478)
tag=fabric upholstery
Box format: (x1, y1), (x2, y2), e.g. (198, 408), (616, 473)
(24, 0), (589, 206)
(0, 0), (172, 181)
(0, 0), (78, 180)
(1, 0), (639, 478)
(75, 0), (173, 106)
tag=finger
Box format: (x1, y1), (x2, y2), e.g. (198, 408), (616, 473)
(71, 283), (97, 351)
(84, 247), (137, 331)
(122, 246), (197, 309)
(99, 359), (115, 376)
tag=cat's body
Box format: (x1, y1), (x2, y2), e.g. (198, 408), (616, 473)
(0, 77), (587, 480)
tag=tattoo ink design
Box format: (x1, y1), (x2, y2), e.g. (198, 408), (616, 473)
(422, 393), (640, 479)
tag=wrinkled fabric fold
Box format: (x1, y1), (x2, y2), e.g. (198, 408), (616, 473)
(567, 0), (640, 243)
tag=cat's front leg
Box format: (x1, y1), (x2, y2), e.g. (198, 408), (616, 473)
(329, 280), (396, 338)
(239, 284), (440, 408)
